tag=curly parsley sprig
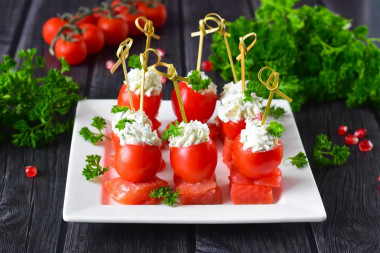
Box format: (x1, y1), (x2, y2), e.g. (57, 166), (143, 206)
(162, 121), (183, 142)
(150, 186), (180, 207)
(82, 154), (109, 180)
(262, 105), (286, 120)
(284, 152), (308, 169)
(128, 54), (142, 69)
(111, 105), (130, 114)
(313, 134), (350, 168)
(188, 70), (211, 92)
(79, 116), (109, 145)
(266, 121), (285, 138)
(115, 118), (135, 130)
(243, 80), (261, 102)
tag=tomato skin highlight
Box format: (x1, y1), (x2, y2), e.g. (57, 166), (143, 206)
(232, 134), (283, 178)
(221, 112), (262, 140)
(114, 142), (162, 183)
(97, 17), (129, 45)
(79, 24), (104, 54)
(54, 36), (87, 65)
(170, 140), (217, 183)
(42, 17), (67, 45)
(136, 2), (167, 28)
(117, 84), (162, 120)
(171, 81), (217, 123)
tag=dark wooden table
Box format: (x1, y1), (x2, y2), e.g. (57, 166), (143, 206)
(1, 0), (380, 252)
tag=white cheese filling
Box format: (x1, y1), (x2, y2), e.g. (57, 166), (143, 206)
(218, 81), (262, 123)
(168, 120), (210, 147)
(126, 68), (162, 96)
(240, 118), (277, 152)
(112, 110), (161, 146)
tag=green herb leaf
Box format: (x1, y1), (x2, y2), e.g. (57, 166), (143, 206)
(188, 70), (211, 92)
(115, 118), (135, 130)
(111, 105), (130, 114)
(284, 151), (308, 169)
(149, 186), (180, 207)
(79, 116), (108, 145)
(0, 48), (83, 148)
(262, 105), (286, 119)
(313, 134), (350, 168)
(266, 121), (285, 138)
(243, 80), (261, 102)
(162, 121), (183, 141)
(210, 1), (380, 112)
(82, 154), (109, 180)
(128, 54), (142, 69)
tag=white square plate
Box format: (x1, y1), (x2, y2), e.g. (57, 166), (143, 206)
(63, 99), (326, 223)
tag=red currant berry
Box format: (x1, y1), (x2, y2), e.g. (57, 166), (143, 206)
(344, 133), (359, 145)
(161, 76), (167, 84)
(338, 125), (348, 136)
(25, 166), (37, 178)
(105, 60), (116, 71)
(354, 128), (367, 139)
(156, 48), (165, 58)
(201, 60), (213, 72)
(359, 140), (373, 152)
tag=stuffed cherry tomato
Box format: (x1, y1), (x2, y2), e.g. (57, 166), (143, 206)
(164, 120), (217, 183)
(111, 107), (162, 182)
(117, 59), (162, 121)
(218, 80), (263, 140)
(118, 84), (162, 119)
(171, 71), (218, 123)
(232, 118), (284, 178)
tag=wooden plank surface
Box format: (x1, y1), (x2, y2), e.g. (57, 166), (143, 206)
(0, 0), (380, 252)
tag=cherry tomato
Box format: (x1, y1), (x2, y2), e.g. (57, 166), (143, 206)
(74, 14), (98, 26)
(171, 81), (217, 123)
(97, 17), (128, 45)
(42, 17), (67, 45)
(120, 10), (145, 37)
(111, 0), (129, 14)
(232, 134), (283, 178)
(221, 112), (262, 140)
(136, 2), (167, 28)
(78, 24), (104, 54)
(117, 84), (162, 120)
(170, 140), (217, 183)
(54, 35), (87, 65)
(92, 7), (108, 22)
(113, 134), (162, 183)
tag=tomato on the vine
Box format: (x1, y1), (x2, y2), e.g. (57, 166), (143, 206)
(54, 35), (87, 65)
(112, 134), (162, 183)
(74, 14), (98, 26)
(232, 134), (283, 178)
(120, 9), (145, 37)
(171, 81), (218, 123)
(136, 2), (167, 28)
(42, 17), (67, 45)
(117, 85), (162, 120)
(170, 140), (217, 183)
(79, 23), (104, 54)
(111, 0), (129, 14)
(97, 17), (129, 45)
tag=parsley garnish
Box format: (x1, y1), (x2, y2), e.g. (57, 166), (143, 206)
(79, 116), (108, 145)
(284, 152), (308, 169)
(128, 54), (142, 69)
(266, 121), (285, 138)
(188, 70), (211, 92)
(313, 134), (350, 168)
(115, 118), (135, 130)
(0, 49), (83, 148)
(243, 80), (261, 102)
(111, 105), (130, 114)
(262, 105), (286, 120)
(162, 121), (183, 141)
(210, 0), (380, 112)
(149, 186), (180, 207)
(82, 154), (109, 180)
